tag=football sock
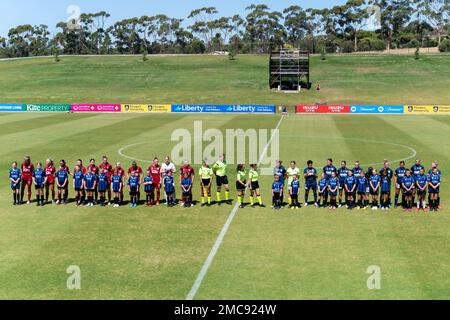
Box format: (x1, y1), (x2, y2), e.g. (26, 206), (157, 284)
(225, 191), (229, 201)
(249, 196), (254, 205)
(217, 192), (221, 202)
(201, 196), (205, 204)
(257, 196), (262, 205)
(305, 192), (309, 204)
(208, 197), (211, 204)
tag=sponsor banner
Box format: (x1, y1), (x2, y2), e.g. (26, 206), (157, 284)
(122, 104), (171, 113)
(171, 105), (276, 114)
(296, 105), (350, 114)
(71, 104), (121, 113)
(0, 104), (23, 112)
(350, 105), (404, 114)
(404, 105), (450, 114)
(24, 104), (71, 112)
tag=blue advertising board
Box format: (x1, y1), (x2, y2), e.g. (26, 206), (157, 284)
(171, 105), (275, 114)
(350, 105), (404, 114)
(0, 104), (23, 112)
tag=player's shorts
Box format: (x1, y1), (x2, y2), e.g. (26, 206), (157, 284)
(129, 188), (137, 196)
(345, 191), (354, 197)
(305, 182), (317, 190)
(58, 186), (65, 190)
(45, 179), (54, 185)
(428, 187), (439, 194)
(112, 187), (121, 193)
(11, 182), (20, 190)
(145, 188), (153, 194)
(273, 192), (280, 200)
(357, 191), (365, 196)
(152, 181), (161, 188)
(86, 188), (94, 193)
(417, 189), (426, 196)
(166, 191), (174, 196)
(236, 181), (246, 191)
(216, 175), (229, 187)
(98, 187), (107, 193)
(339, 180), (346, 189)
(328, 190), (337, 196)
(182, 190), (191, 196)
(74, 187), (82, 192)
(201, 179), (211, 187)
(381, 191), (389, 196)
(22, 178), (32, 185)
(250, 181), (259, 190)
(370, 188), (379, 195)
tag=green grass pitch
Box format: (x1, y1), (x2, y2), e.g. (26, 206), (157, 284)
(0, 55), (449, 300)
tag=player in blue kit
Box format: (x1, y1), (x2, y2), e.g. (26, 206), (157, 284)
(323, 159), (337, 207)
(327, 172), (339, 210)
(379, 161), (393, 207)
(180, 172), (193, 208)
(318, 173), (328, 208)
(163, 170), (175, 207)
(10, 162), (21, 205)
(338, 161), (350, 208)
(410, 159), (425, 205)
(344, 170), (357, 209)
(369, 169), (381, 210)
(273, 160), (287, 207)
(143, 170), (154, 207)
(428, 168), (441, 212)
(32, 162), (47, 206)
(272, 175), (284, 210)
(83, 167), (97, 207)
(352, 161), (363, 177)
(73, 165), (84, 206)
(111, 169), (123, 208)
(356, 171), (369, 210)
(394, 161), (407, 208)
(428, 162), (442, 209)
(97, 169), (108, 207)
(303, 160), (318, 207)
(290, 175), (301, 210)
(56, 165), (69, 205)
(380, 170), (391, 211)
(128, 171), (140, 208)
(402, 170), (415, 212)
(415, 168), (428, 211)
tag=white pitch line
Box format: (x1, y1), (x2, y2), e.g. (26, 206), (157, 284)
(186, 115), (285, 300)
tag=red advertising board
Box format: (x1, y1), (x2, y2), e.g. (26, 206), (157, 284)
(71, 104), (121, 113)
(296, 105), (350, 114)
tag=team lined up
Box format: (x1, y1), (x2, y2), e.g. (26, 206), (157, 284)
(9, 156), (442, 212)
(271, 159), (442, 212)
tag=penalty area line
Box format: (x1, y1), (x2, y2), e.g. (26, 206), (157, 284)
(186, 115), (285, 300)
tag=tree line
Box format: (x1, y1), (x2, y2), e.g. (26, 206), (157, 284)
(0, 0), (449, 58)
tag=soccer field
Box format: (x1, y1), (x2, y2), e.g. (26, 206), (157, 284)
(0, 112), (449, 299)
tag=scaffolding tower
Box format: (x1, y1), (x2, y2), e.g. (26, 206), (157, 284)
(269, 49), (310, 91)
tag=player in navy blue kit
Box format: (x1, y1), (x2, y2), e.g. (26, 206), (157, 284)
(415, 168), (428, 211)
(56, 165), (69, 205)
(97, 169), (108, 207)
(356, 171), (369, 210)
(428, 168), (441, 212)
(111, 169), (123, 208)
(402, 170), (415, 212)
(410, 159), (425, 206)
(369, 169), (381, 210)
(143, 170), (154, 207)
(338, 161), (350, 208)
(394, 161), (407, 208)
(379, 161), (393, 207)
(83, 167), (97, 207)
(352, 161), (363, 177)
(128, 171), (140, 208)
(32, 162), (47, 206)
(10, 162), (21, 205)
(180, 172), (193, 208)
(272, 175), (284, 210)
(344, 170), (357, 209)
(318, 173), (328, 208)
(273, 160), (287, 207)
(380, 169), (391, 211)
(327, 172), (339, 210)
(73, 165), (84, 206)
(290, 175), (300, 210)
(163, 170), (175, 207)
(303, 161), (318, 207)
(428, 162), (442, 209)
(323, 159), (337, 206)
